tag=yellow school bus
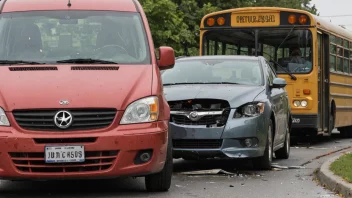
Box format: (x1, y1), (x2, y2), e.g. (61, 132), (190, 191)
(199, 7), (352, 137)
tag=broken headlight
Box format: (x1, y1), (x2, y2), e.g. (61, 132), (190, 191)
(234, 102), (265, 118)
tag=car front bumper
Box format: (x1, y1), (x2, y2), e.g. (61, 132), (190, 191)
(171, 113), (268, 159)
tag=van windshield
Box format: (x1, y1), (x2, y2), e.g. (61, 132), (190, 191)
(0, 11), (150, 64)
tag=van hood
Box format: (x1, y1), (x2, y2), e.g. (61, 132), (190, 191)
(164, 84), (265, 108)
(0, 65), (152, 111)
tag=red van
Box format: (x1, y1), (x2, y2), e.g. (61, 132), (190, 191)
(0, 0), (175, 192)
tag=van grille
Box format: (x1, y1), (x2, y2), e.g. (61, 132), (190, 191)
(9, 151), (118, 173)
(33, 138), (97, 144)
(13, 109), (117, 131)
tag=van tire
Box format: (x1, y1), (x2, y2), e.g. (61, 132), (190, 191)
(145, 131), (173, 192)
(253, 119), (273, 170)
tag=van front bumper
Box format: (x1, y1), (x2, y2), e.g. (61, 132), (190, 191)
(0, 121), (168, 180)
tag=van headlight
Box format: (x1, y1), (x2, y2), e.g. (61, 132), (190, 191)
(120, 96), (159, 124)
(0, 107), (10, 126)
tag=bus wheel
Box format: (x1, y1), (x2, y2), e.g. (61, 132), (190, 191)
(328, 113), (334, 136)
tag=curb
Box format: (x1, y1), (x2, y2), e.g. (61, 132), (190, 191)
(316, 151), (352, 198)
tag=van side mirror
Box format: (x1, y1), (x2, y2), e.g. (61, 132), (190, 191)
(157, 46), (175, 70)
(271, 77), (287, 89)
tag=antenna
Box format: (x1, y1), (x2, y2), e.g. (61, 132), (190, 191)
(67, 0), (71, 7)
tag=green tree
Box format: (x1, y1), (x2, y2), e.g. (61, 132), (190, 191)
(139, 0), (193, 56)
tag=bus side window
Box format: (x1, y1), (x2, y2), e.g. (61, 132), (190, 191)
(225, 44), (237, 55)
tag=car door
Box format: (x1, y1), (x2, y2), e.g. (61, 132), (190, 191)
(264, 61), (283, 146)
(266, 60), (287, 144)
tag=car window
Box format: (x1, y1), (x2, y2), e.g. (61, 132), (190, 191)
(266, 61), (277, 77)
(0, 10), (150, 64)
(265, 62), (275, 85)
(162, 59), (263, 86)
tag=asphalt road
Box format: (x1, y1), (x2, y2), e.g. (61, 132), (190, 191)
(0, 131), (350, 198)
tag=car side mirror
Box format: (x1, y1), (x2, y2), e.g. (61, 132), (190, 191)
(157, 46), (175, 70)
(271, 77), (287, 89)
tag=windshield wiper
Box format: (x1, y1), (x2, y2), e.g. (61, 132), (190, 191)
(163, 82), (240, 86)
(163, 82), (208, 86)
(277, 25), (296, 50)
(0, 60), (45, 65)
(206, 82), (240, 84)
(262, 51), (297, 81)
(56, 58), (118, 64)
(271, 25), (297, 80)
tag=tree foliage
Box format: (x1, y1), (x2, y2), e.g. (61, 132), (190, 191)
(139, 0), (319, 56)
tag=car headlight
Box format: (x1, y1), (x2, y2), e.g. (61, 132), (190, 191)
(234, 102), (265, 118)
(243, 103), (265, 117)
(120, 96), (159, 124)
(0, 107), (10, 126)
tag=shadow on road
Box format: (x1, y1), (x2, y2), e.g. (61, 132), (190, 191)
(291, 132), (342, 147)
(172, 132), (347, 174)
(0, 178), (158, 197)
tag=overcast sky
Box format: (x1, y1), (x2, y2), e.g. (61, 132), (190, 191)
(310, 0), (352, 31)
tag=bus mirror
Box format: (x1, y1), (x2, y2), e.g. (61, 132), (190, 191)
(272, 78), (287, 89)
(157, 46), (175, 70)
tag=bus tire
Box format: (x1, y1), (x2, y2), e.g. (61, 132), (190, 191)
(328, 112), (334, 136)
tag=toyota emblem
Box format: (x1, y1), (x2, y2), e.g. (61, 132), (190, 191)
(54, 110), (73, 129)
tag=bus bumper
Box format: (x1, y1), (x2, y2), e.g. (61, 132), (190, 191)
(291, 114), (318, 131)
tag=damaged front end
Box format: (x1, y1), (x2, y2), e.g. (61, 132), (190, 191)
(169, 99), (231, 128)
(169, 99), (230, 159)
(169, 99), (266, 160)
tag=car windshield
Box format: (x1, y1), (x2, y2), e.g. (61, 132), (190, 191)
(162, 59), (263, 86)
(0, 11), (150, 64)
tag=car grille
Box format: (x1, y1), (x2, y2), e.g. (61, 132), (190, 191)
(171, 114), (222, 125)
(12, 109), (117, 131)
(173, 139), (223, 149)
(9, 150), (119, 173)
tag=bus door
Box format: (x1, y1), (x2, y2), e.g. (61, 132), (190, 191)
(317, 32), (330, 132)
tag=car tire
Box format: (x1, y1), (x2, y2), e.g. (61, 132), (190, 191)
(275, 125), (290, 159)
(145, 131), (173, 192)
(253, 119), (273, 170)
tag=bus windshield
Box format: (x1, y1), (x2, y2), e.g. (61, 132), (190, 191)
(202, 28), (313, 74)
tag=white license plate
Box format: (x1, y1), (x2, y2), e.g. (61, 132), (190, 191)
(45, 145), (85, 163)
